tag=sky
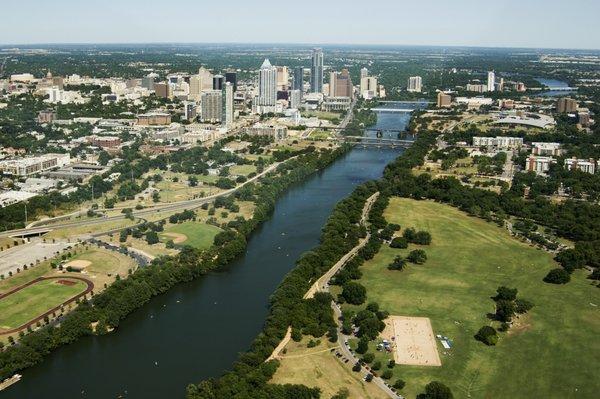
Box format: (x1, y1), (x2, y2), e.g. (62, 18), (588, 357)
(1, 0), (599, 49)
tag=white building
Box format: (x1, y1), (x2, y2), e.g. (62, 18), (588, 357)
(0, 154), (71, 176)
(256, 59), (277, 107)
(487, 71), (496, 92)
(245, 123), (288, 140)
(407, 76), (422, 92)
(527, 155), (555, 175)
(360, 76), (378, 99)
(565, 158), (596, 174)
(224, 82), (234, 127)
(473, 136), (523, 149)
(532, 142), (563, 156)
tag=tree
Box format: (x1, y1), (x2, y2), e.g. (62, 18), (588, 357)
(407, 249), (427, 264)
(388, 255), (407, 271)
(495, 299), (516, 322)
(331, 388), (350, 399)
(414, 231), (432, 245)
(352, 362), (362, 372)
(146, 231), (159, 245)
(543, 268), (571, 284)
(362, 353), (375, 363)
(388, 359), (395, 369)
(474, 326), (498, 346)
(418, 381), (454, 399)
(495, 286), (518, 301)
(381, 370), (393, 379)
(515, 299), (534, 314)
(393, 379), (406, 390)
(356, 336), (369, 354)
(341, 281), (366, 305)
(390, 237), (408, 249)
(327, 327), (338, 343)
(371, 361), (382, 370)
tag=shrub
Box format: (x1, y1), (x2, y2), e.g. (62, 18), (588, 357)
(381, 370), (393, 379)
(388, 255), (406, 271)
(371, 361), (382, 370)
(474, 325), (498, 346)
(390, 237), (408, 249)
(407, 249), (427, 264)
(543, 268), (571, 284)
(352, 362), (362, 372)
(515, 299), (534, 314)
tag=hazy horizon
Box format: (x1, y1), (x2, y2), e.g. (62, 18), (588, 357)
(1, 0), (599, 50)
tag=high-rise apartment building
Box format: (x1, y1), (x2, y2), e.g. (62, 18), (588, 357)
(224, 82), (234, 127)
(290, 89), (301, 109)
(556, 97), (578, 113)
(437, 92), (452, 108)
(407, 76), (422, 92)
(360, 67), (369, 79)
(360, 76), (378, 99)
(293, 66), (304, 93)
(487, 71), (496, 92)
(200, 90), (223, 123)
(310, 48), (324, 93)
(276, 66), (289, 91)
(153, 83), (170, 98)
(257, 59), (277, 106)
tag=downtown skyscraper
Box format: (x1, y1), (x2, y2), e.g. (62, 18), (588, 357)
(257, 58), (277, 106)
(310, 48), (324, 93)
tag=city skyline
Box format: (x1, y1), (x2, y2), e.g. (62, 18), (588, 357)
(1, 0), (599, 50)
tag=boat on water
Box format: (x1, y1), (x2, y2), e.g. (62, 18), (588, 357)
(0, 374), (22, 391)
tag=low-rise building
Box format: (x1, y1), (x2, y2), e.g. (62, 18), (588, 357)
(473, 136), (523, 150)
(136, 113), (172, 126)
(89, 135), (122, 149)
(565, 158), (596, 174)
(0, 154), (71, 176)
(526, 155), (555, 175)
(531, 142), (562, 156)
(245, 124), (288, 140)
(437, 92), (452, 108)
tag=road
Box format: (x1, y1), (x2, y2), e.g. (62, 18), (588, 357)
(1, 160), (284, 239)
(267, 191), (400, 398)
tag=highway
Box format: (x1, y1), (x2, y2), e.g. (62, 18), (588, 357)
(0, 160), (283, 239)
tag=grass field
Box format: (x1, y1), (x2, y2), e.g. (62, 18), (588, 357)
(160, 222), (221, 250)
(271, 337), (386, 399)
(230, 164), (257, 176)
(0, 278), (87, 330)
(349, 198), (600, 398)
(71, 249), (136, 276)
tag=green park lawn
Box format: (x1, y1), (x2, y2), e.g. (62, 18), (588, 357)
(0, 278), (87, 330)
(230, 164), (257, 176)
(351, 198), (599, 399)
(160, 222), (221, 250)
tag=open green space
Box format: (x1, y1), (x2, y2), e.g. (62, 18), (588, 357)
(350, 198), (599, 399)
(229, 164), (257, 176)
(0, 278), (87, 330)
(160, 222), (221, 250)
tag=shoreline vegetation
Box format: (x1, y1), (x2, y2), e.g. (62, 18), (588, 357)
(0, 145), (351, 381)
(187, 126), (600, 397)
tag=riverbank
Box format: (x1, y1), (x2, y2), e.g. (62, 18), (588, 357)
(0, 146), (350, 386)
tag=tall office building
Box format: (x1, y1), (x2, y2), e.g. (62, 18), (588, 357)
(276, 66), (289, 91)
(198, 67), (213, 90)
(224, 82), (234, 127)
(141, 75), (155, 90)
(437, 92), (452, 108)
(257, 59), (277, 106)
(200, 90), (223, 122)
(407, 76), (422, 92)
(153, 82), (170, 98)
(290, 89), (301, 109)
(189, 75), (202, 100)
(225, 72), (237, 91)
(293, 66), (304, 92)
(310, 48), (324, 93)
(183, 101), (197, 121)
(213, 75), (224, 90)
(487, 71), (496, 92)
(329, 69), (353, 98)
(360, 67), (369, 79)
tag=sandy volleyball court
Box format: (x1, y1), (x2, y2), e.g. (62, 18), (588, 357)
(381, 316), (441, 367)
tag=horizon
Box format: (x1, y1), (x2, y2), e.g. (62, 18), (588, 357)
(1, 0), (599, 50)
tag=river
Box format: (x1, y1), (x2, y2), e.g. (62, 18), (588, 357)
(2, 107), (412, 399)
(534, 77), (576, 97)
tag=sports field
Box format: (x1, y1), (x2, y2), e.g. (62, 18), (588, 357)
(0, 278), (88, 331)
(353, 198), (600, 398)
(160, 222), (221, 250)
